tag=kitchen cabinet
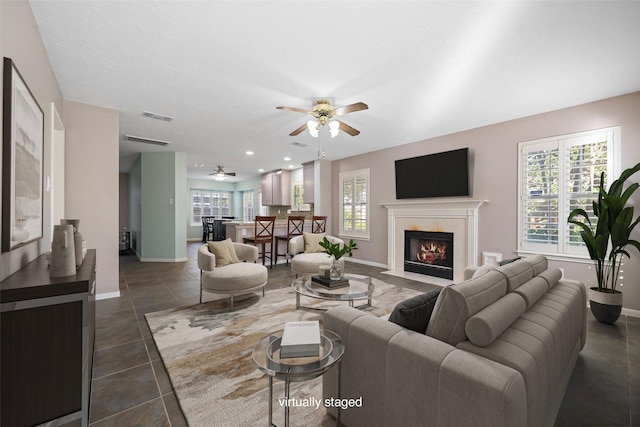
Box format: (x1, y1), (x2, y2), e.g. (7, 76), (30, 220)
(261, 169), (291, 206)
(1, 250), (97, 427)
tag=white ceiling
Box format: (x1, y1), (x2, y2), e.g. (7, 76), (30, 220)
(29, 1), (640, 182)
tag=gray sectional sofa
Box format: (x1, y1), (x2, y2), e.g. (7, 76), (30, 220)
(322, 255), (587, 427)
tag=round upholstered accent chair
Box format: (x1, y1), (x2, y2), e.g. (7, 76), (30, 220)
(289, 234), (345, 276)
(197, 241), (268, 310)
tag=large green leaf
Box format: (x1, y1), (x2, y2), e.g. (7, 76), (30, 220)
(567, 161), (640, 291)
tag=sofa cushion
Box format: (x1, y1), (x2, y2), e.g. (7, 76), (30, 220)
(524, 254), (548, 276)
(304, 232), (326, 253)
(495, 260), (534, 292)
(388, 289), (441, 333)
(513, 277), (549, 309)
(201, 262), (267, 292)
(426, 270), (507, 346)
(465, 293), (527, 347)
(207, 239), (240, 267)
(537, 268), (562, 289)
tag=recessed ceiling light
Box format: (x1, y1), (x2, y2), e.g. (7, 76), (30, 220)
(258, 168), (265, 172)
(288, 165), (294, 169)
(193, 163), (205, 167)
(284, 157), (291, 161)
(246, 151), (254, 155)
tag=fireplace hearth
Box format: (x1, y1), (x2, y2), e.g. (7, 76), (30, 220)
(404, 230), (454, 280)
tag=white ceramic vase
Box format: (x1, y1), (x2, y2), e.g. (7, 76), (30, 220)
(61, 219), (83, 268)
(50, 224), (76, 277)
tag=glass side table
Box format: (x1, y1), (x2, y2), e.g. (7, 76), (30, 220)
(252, 329), (344, 427)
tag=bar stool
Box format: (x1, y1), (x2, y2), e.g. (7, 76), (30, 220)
(243, 216), (276, 268)
(274, 216), (305, 265)
(312, 215), (327, 233)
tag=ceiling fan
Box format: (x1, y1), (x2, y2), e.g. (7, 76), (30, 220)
(277, 99), (368, 137)
(208, 166), (236, 177)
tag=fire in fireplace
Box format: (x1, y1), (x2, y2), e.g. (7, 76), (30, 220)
(404, 230), (454, 280)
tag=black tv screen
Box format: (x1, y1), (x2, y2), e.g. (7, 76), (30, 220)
(395, 148), (469, 199)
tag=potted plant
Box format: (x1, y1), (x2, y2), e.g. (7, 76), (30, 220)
(318, 237), (358, 280)
(567, 161), (640, 324)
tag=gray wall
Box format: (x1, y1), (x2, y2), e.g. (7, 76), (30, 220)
(140, 152), (187, 261)
(64, 100), (120, 297)
(0, 0), (63, 281)
(332, 91), (640, 311)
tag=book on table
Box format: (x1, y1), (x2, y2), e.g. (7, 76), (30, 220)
(311, 275), (350, 289)
(280, 320), (321, 358)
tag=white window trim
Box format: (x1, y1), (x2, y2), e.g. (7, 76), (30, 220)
(339, 168), (370, 240)
(516, 126), (620, 258)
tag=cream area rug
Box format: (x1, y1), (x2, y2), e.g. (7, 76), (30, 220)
(145, 282), (422, 427)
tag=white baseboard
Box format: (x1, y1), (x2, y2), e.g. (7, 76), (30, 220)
(96, 291), (121, 300)
(622, 307), (640, 318)
(344, 257), (387, 269)
(140, 257), (188, 262)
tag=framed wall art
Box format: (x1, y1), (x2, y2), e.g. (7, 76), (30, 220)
(2, 57), (44, 252)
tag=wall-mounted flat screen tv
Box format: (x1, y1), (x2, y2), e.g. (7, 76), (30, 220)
(395, 148), (469, 199)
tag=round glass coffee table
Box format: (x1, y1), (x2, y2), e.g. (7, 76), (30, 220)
(291, 273), (387, 311)
(252, 328), (344, 427)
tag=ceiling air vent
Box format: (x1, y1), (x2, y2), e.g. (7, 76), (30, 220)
(142, 111), (174, 122)
(125, 135), (171, 146)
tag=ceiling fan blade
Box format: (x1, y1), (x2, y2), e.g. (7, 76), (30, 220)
(338, 120), (360, 136)
(289, 123), (308, 136)
(226, 172), (236, 176)
(277, 106), (313, 115)
(333, 102), (368, 116)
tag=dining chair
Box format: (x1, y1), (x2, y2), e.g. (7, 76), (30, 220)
(274, 215), (305, 265)
(243, 216), (276, 268)
(312, 215), (327, 234)
(202, 216), (215, 242)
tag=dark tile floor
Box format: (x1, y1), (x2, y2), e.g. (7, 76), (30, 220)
(88, 242), (639, 426)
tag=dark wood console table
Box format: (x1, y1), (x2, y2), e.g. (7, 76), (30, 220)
(1, 249), (96, 427)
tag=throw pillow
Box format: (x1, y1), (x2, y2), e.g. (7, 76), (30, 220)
(472, 264), (494, 279)
(207, 239), (240, 267)
(304, 232), (326, 253)
(388, 289), (442, 334)
(499, 256), (521, 266)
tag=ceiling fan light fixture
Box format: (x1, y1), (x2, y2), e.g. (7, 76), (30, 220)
(329, 120), (340, 138)
(307, 120), (320, 137)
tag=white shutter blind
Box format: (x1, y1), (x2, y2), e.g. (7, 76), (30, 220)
(191, 190), (232, 224)
(564, 133), (609, 252)
(521, 141), (560, 252)
(518, 127), (618, 257)
(339, 169), (370, 238)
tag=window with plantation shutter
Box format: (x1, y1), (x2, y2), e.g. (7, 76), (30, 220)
(191, 189), (232, 225)
(518, 127), (619, 257)
(243, 190), (255, 222)
(339, 169), (370, 239)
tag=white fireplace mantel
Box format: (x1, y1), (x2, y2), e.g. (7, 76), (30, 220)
(380, 199), (487, 283)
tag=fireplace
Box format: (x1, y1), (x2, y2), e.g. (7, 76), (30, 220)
(404, 230), (454, 280)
